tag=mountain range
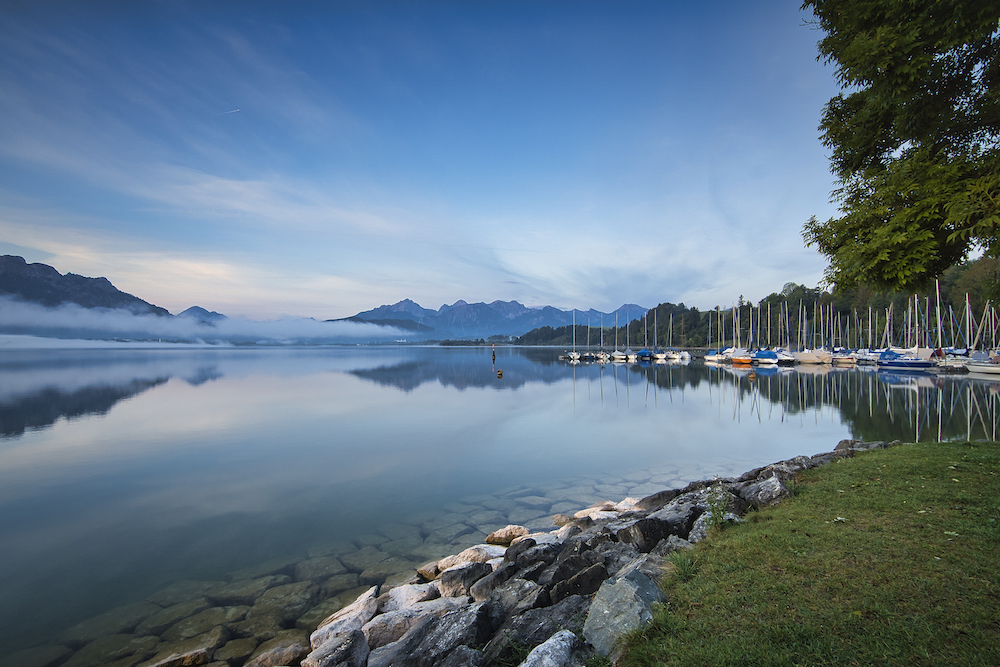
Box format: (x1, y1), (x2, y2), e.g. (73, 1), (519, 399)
(0, 255), (645, 341)
(339, 298), (645, 339)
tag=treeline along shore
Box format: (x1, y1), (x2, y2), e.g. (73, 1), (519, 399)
(516, 257), (1000, 350)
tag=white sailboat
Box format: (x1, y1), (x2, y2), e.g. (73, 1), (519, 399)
(611, 311), (626, 362)
(567, 310), (580, 360)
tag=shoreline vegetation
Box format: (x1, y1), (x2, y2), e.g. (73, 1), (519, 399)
(621, 439), (1000, 667)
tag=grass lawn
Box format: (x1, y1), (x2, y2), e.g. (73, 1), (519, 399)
(619, 440), (1000, 667)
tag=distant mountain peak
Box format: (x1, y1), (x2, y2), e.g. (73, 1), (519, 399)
(179, 306), (227, 323)
(346, 297), (647, 340)
(0, 254), (169, 315)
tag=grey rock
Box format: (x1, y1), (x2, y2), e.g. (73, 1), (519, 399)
(160, 606), (247, 643)
(136, 598), (213, 637)
(295, 556), (348, 582)
(485, 578), (550, 628)
(300, 586), (371, 633)
(310, 586), (379, 649)
(228, 557), (298, 582)
(469, 561), (519, 602)
(245, 629), (310, 667)
(362, 607), (432, 649)
(247, 581), (320, 626)
(212, 638), (258, 665)
(689, 511), (742, 543)
(407, 601), (492, 667)
(366, 615), (438, 667)
(378, 582), (440, 613)
(438, 561), (493, 597)
(650, 535), (693, 556)
(147, 581), (227, 608)
(738, 474), (790, 509)
(583, 570), (666, 658)
(549, 562), (608, 603)
(355, 533), (390, 547)
(380, 536), (426, 558)
(62, 634), (160, 667)
(340, 546), (390, 573)
(483, 595), (590, 666)
(320, 573), (362, 597)
(436, 545), (507, 570)
(360, 556), (420, 585)
(137, 626), (229, 667)
(435, 645), (485, 667)
(516, 629), (577, 667)
(424, 523), (475, 545)
(0, 645), (72, 667)
(613, 554), (667, 583)
(301, 628), (369, 667)
(208, 576), (290, 607)
(59, 602), (163, 648)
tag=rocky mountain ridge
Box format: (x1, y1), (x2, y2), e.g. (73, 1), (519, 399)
(347, 299), (646, 340)
(0, 255), (645, 341)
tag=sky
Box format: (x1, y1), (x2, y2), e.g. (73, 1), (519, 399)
(0, 0), (843, 320)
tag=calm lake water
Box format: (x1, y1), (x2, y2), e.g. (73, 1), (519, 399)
(1, 343), (997, 656)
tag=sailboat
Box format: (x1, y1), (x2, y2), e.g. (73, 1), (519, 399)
(611, 311), (626, 362)
(624, 307), (638, 362)
(566, 310), (581, 361)
(638, 312), (652, 361)
(652, 309), (667, 361)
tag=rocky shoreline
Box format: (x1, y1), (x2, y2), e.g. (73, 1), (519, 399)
(5, 439), (896, 667)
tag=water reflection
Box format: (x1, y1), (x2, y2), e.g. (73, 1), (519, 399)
(562, 359), (1000, 443)
(1, 346), (998, 656)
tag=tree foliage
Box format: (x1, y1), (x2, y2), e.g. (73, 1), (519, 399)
(802, 0), (1000, 292)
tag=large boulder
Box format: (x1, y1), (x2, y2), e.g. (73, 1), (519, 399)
(244, 629), (310, 667)
(583, 570), (666, 658)
(485, 578), (550, 627)
(737, 474), (790, 509)
(482, 595), (590, 666)
(309, 586), (379, 649)
(516, 629), (578, 667)
(486, 525), (529, 546)
(438, 562), (493, 598)
(301, 628), (369, 667)
(406, 601), (492, 667)
(377, 582), (440, 613)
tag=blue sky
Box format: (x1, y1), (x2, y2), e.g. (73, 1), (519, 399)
(0, 0), (841, 320)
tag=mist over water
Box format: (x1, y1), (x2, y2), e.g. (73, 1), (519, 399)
(0, 345), (996, 655)
(0, 296), (406, 344)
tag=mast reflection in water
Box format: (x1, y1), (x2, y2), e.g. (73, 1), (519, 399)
(564, 357), (1000, 443)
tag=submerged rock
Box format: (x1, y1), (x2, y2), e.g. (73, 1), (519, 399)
(59, 602), (162, 648)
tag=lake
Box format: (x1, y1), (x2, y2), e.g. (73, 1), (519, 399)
(1, 343), (997, 657)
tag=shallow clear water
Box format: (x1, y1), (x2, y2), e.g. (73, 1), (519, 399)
(1, 345), (997, 655)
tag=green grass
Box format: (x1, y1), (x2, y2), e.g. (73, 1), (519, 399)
(619, 441), (1000, 667)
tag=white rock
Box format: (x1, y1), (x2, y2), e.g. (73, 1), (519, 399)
(377, 582), (440, 613)
(310, 586), (379, 649)
(516, 629), (578, 667)
(435, 544), (506, 571)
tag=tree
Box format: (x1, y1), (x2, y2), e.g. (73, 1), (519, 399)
(802, 0), (1000, 293)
